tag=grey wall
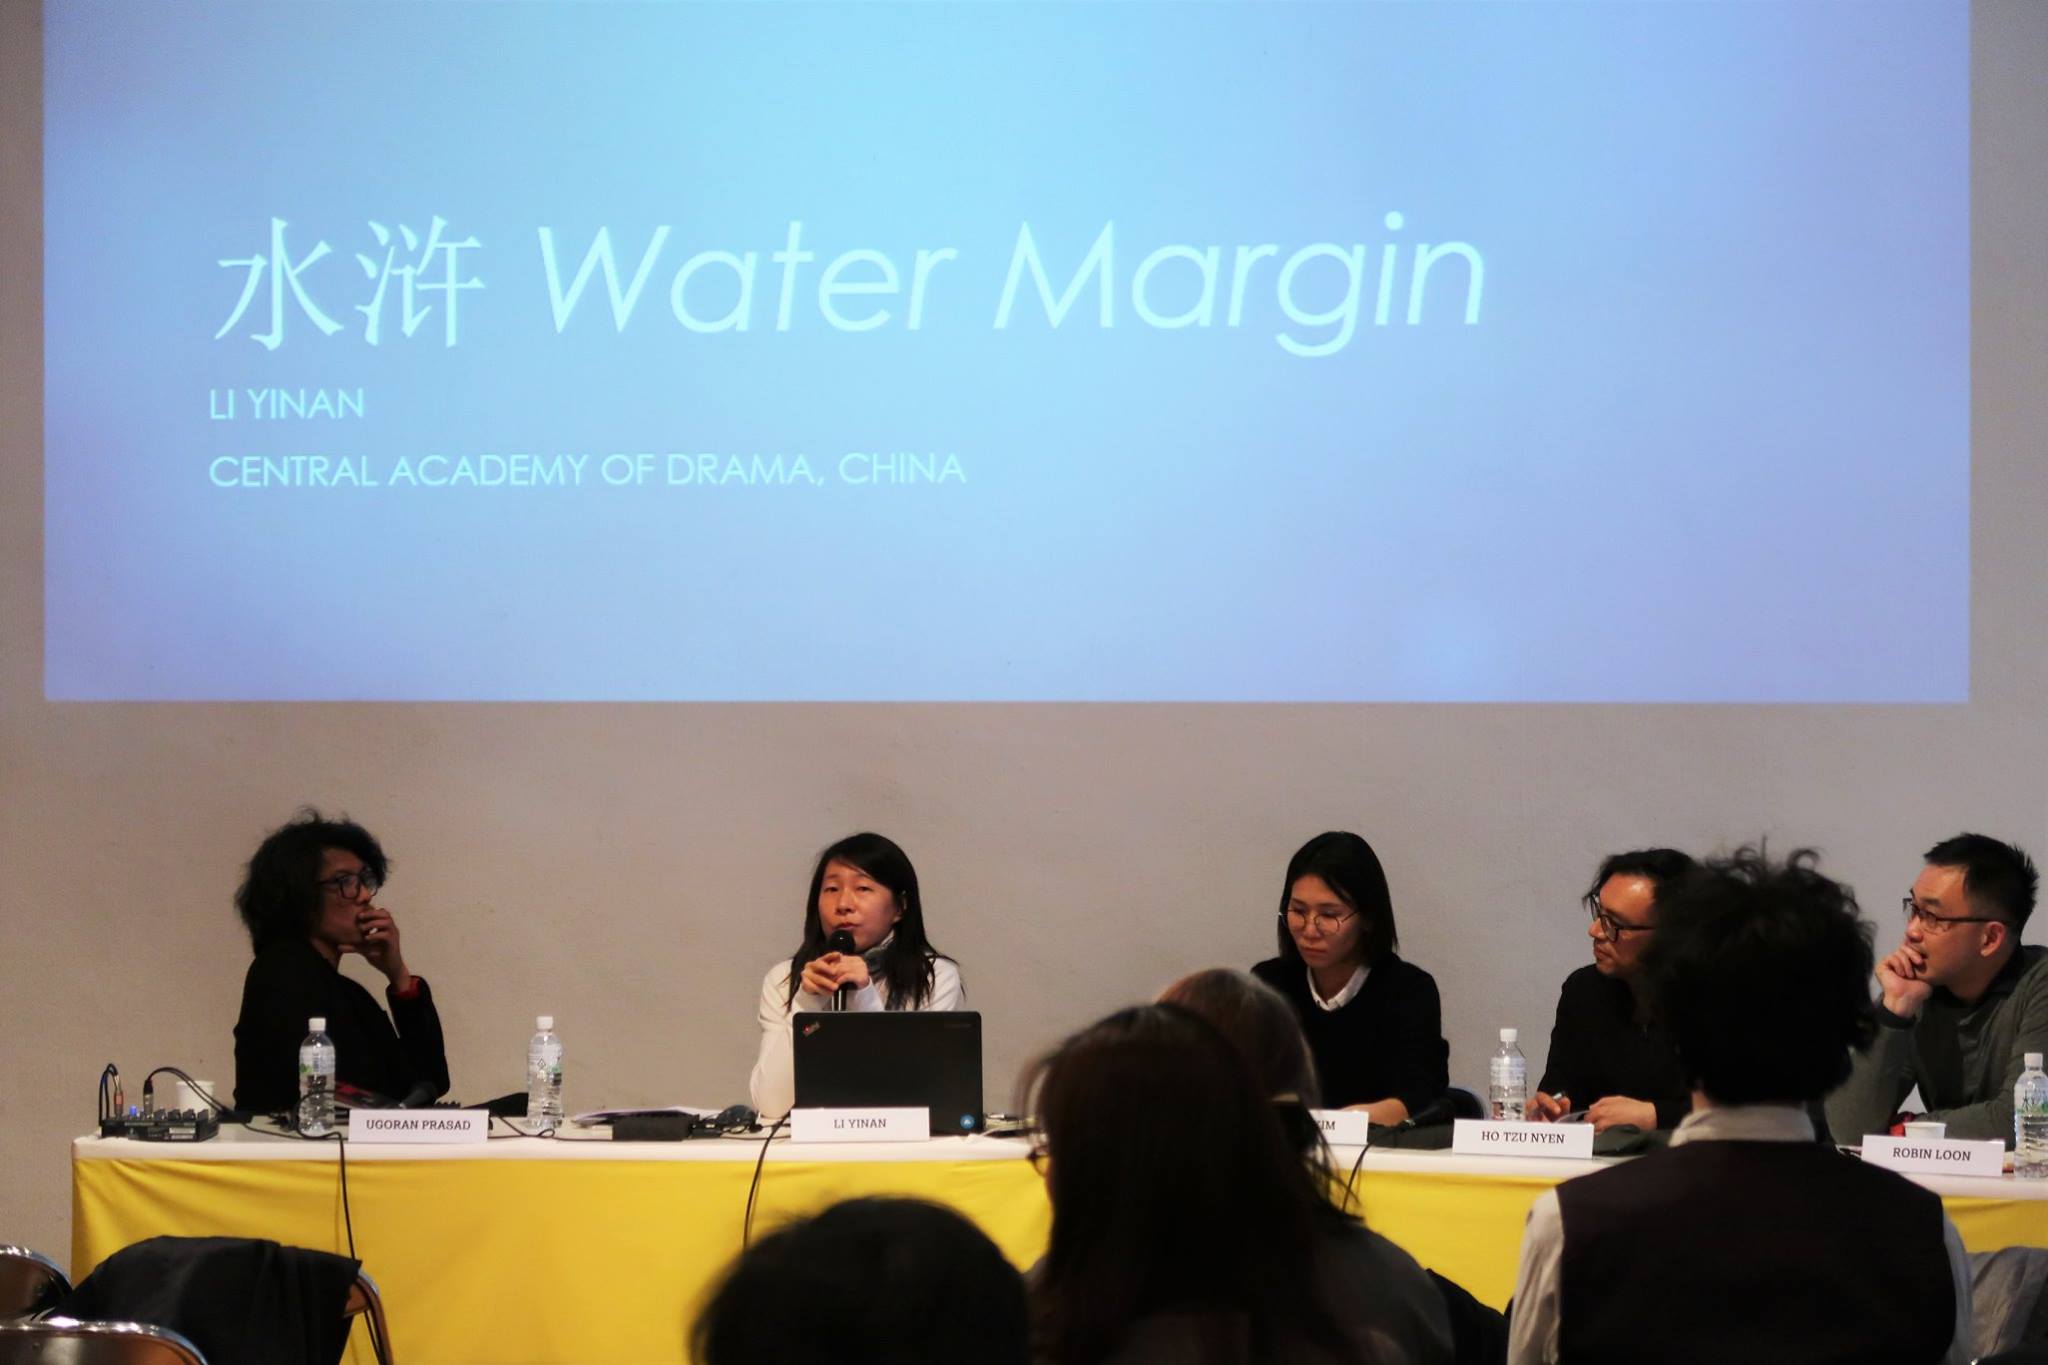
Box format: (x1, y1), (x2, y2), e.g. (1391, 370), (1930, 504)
(3, 1), (2044, 1271)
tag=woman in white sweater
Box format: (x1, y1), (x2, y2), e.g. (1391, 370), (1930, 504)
(748, 832), (964, 1118)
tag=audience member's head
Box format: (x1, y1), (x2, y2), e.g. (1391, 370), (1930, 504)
(1159, 967), (1324, 1155)
(1581, 847), (1697, 980)
(691, 1197), (1027, 1365)
(1024, 1003), (1349, 1364)
(1645, 845), (1876, 1108)
(1274, 831), (1398, 974)
(234, 808), (388, 950)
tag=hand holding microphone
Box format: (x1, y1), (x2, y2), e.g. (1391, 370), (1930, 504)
(798, 930), (871, 1006)
(828, 929), (858, 1010)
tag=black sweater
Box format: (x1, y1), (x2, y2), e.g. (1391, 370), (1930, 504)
(1251, 954), (1449, 1113)
(1535, 964), (1691, 1129)
(232, 938), (450, 1112)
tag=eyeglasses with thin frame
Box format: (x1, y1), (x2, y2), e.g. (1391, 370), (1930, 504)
(1583, 893), (1653, 943)
(1901, 896), (2002, 933)
(1282, 906), (1357, 937)
(317, 869), (381, 900)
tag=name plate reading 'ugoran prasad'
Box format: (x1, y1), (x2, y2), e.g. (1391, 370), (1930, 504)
(1452, 1118), (1595, 1159)
(1312, 1110), (1375, 1147)
(1861, 1134), (2007, 1179)
(788, 1107), (929, 1143)
(348, 1110), (489, 1144)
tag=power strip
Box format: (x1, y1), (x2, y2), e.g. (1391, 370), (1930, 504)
(100, 1110), (220, 1142)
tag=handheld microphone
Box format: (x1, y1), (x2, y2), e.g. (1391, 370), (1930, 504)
(827, 929), (856, 1011)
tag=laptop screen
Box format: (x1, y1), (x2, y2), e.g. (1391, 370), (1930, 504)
(791, 1011), (984, 1135)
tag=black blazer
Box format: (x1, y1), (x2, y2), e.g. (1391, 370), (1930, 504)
(1251, 954), (1450, 1113)
(232, 938), (449, 1112)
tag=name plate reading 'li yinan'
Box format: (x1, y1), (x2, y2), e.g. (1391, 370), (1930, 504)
(347, 1109), (489, 1144)
(1861, 1134), (2007, 1179)
(1452, 1118), (1596, 1159)
(788, 1107), (929, 1144)
(1311, 1110), (1375, 1147)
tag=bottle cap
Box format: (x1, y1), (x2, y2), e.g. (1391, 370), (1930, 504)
(2029, 1052), (2043, 1070)
(537, 1015), (554, 1031)
(1500, 1027), (1518, 1044)
(308, 1017), (326, 1033)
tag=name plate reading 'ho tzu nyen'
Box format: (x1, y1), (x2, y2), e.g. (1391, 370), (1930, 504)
(789, 1108), (929, 1143)
(1861, 1134), (2006, 1179)
(1452, 1118), (1596, 1160)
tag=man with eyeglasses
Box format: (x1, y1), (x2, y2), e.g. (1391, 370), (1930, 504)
(1525, 849), (1697, 1133)
(1508, 847), (1972, 1365)
(231, 809), (450, 1113)
(1825, 833), (2043, 1145)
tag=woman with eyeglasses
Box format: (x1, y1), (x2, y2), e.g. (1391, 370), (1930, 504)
(748, 832), (962, 1120)
(1524, 848), (1696, 1133)
(1026, 1003), (1418, 1365)
(1250, 831), (1449, 1124)
(231, 809), (449, 1113)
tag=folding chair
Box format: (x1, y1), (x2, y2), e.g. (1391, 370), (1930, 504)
(343, 1271), (392, 1365)
(0, 1316), (207, 1364)
(0, 1249), (70, 1321)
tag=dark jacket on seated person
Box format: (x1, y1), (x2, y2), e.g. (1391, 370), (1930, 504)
(1041, 1219), (1454, 1365)
(1536, 965), (1692, 1129)
(233, 937), (449, 1112)
(1252, 955), (1449, 1115)
(58, 1234), (360, 1365)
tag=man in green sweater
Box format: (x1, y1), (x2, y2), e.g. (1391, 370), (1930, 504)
(1826, 833), (2044, 1145)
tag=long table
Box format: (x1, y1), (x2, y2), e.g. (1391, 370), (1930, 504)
(73, 1128), (2048, 1365)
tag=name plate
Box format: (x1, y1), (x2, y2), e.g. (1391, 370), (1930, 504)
(1311, 1110), (1374, 1147)
(788, 1107), (928, 1143)
(1452, 1118), (1595, 1159)
(348, 1109), (488, 1144)
(1861, 1134), (2006, 1179)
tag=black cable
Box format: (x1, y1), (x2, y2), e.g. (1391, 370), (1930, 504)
(334, 1137), (392, 1365)
(1341, 1137), (1370, 1214)
(339, 1134), (356, 1258)
(741, 1116), (788, 1249)
(140, 1067), (228, 1113)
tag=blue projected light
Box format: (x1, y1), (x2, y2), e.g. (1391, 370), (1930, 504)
(42, 1), (1968, 702)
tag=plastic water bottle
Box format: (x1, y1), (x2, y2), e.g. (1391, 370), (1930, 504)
(1489, 1027), (1528, 1121)
(2015, 1052), (2048, 1179)
(298, 1018), (336, 1136)
(527, 1016), (564, 1132)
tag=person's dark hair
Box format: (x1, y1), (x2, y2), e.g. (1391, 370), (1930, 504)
(1273, 831), (1397, 968)
(1643, 845), (1876, 1107)
(1924, 833), (2039, 930)
(1584, 847), (1699, 907)
(233, 808), (388, 951)
(1160, 968), (1326, 1158)
(785, 833), (947, 1010)
(691, 1196), (1028, 1365)
(1024, 1004), (1361, 1365)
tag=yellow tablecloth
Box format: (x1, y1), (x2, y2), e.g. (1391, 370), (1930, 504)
(72, 1135), (2048, 1365)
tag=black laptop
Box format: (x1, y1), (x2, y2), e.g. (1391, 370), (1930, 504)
(791, 1011), (984, 1135)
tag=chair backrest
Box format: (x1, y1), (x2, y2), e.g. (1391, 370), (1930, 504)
(343, 1270), (392, 1365)
(0, 1317), (208, 1365)
(0, 1250), (71, 1320)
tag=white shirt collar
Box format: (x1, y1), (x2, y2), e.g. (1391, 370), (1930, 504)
(1305, 962), (1369, 1011)
(1669, 1103), (1814, 1146)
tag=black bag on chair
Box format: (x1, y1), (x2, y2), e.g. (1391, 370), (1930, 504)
(56, 1236), (358, 1365)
